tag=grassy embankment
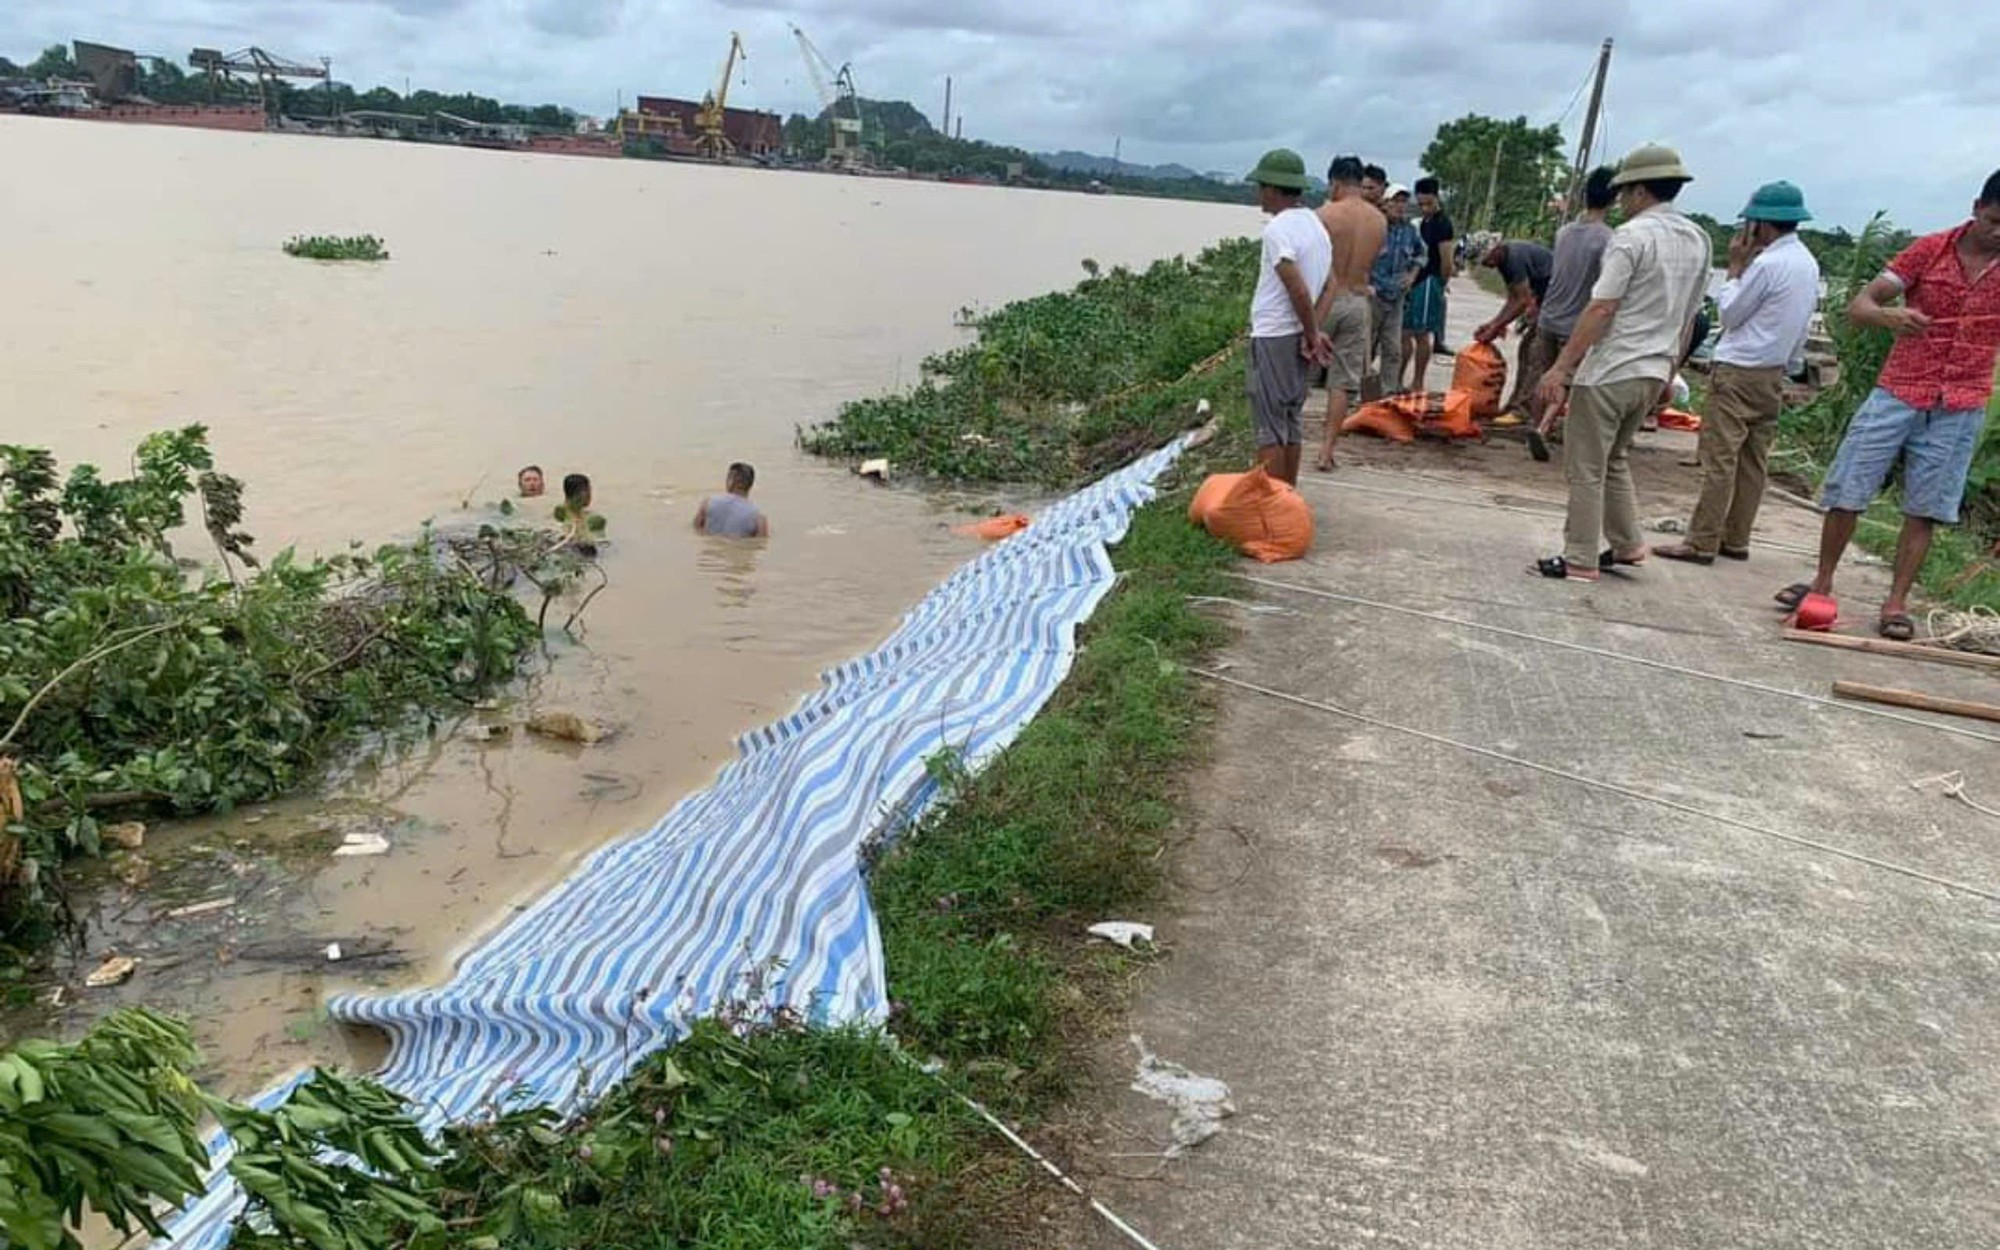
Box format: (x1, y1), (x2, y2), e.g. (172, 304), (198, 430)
(0, 242), (1265, 1250)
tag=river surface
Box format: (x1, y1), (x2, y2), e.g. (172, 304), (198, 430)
(0, 115), (1247, 1092)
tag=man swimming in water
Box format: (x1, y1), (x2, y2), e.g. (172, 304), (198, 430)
(694, 462), (769, 538)
(517, 464), (545, 497)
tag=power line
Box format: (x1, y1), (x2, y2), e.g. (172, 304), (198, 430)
(1550, 58), (1596, 129)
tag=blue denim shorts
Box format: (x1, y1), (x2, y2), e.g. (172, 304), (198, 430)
(1820, 388), (1986, 523)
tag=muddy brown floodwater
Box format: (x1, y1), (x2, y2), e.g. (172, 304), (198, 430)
(0, 116), (1248, 1094)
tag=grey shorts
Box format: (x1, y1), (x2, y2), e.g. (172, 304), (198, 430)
(1821, 387), (1985, 523)
(1321, 291), (1372, 398)
(1248, 333), (1308, 447)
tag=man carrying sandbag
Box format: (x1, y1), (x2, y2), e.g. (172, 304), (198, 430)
(1532, 143), (1712, 582)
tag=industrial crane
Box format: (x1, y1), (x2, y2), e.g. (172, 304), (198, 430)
(693, 31), (746, 159)
(188, 46), (327, 115)
(790, 24), (864, 169)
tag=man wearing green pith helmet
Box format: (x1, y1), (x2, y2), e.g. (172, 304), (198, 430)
(1656, 181), (1821, 566)
(1243, 148), (1333, 485)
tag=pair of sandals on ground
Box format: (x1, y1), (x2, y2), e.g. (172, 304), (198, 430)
(1529, 550), (1917, 641)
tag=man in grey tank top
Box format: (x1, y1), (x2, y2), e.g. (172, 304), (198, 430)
(695, 462), (769, 538)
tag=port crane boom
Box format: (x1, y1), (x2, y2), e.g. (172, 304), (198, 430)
(789, 24), (864, 169)
(693, 31), (746, 159)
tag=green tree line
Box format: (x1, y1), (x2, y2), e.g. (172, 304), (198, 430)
(2, 43), (579, 130)
(1417, 111), (1900, 278)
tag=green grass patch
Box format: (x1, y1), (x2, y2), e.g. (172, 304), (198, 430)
(799, 241), (1256, 487)
(421, 1021), (973, 1250)
(283, 235), (389, 261)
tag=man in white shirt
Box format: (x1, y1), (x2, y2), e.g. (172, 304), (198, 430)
(1533, 143), (1713, 581)
(1657, 182), (1822, 564)
(1244, 149), (1333, 485)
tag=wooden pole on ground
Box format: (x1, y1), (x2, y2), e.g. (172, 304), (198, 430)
(1786, 629), (2000, 673)
(1831, 680), (2000, 724)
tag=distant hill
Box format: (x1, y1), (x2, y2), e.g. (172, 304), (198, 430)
(1039, 149), (1214, 183)
(783, 98), (1253, 205)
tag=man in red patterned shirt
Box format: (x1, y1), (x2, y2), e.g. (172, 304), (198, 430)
(1776, 170), (2000, 639)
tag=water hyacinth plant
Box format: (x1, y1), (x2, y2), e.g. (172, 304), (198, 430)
(282, 235), (390, 261)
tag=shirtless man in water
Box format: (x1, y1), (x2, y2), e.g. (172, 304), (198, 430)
(1314, 154), (1387, 471)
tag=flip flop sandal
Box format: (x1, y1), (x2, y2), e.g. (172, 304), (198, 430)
(1598, 548), (1648, 571)
(1878, 612), (1917, 642)
(1532, 555), (1598, 581)
(1773, 582), (1811, 610)
(1526, 430), (1551, 462)
(1655, 545), (1715, 565)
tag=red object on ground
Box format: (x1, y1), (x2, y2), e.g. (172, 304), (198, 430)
(1657, 408), (1703, 431)
(1793, 592), (1838, 632)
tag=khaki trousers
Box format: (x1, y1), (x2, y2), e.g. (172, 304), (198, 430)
(1686, 363), (1785, 556)
(1563, 377), (1660, 567)
(1507, 326), (1565, 420)
(1366, 290), (1405, 399)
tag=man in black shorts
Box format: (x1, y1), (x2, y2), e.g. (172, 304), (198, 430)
(1401, 177), (1456, 390)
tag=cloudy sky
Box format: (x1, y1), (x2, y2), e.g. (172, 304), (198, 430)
(7, 0), (1994, 229)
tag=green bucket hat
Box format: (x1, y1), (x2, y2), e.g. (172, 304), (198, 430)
(1246, 148), (1308, 191)
(1609, 142), (1692, 187)
(1741, 180), (1812, 223)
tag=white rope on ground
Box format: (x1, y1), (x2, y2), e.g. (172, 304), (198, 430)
(901, 1054), (1167, 1250)
(1925, 605), (2000, 656)
(1911, 771), (2000, 822)
(1191, 666), (2000, 905)
(1229, 572), (2000, 748)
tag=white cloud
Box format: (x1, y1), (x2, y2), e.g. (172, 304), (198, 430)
(6, 0), (1996, 227)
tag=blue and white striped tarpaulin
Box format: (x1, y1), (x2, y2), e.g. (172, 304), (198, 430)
(159, 437), (1187, 1247)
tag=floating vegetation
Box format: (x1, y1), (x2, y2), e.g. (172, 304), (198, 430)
(283, 234), (390, 261)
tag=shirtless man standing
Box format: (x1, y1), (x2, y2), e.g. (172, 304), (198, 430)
(1314, 154), (1387, 471)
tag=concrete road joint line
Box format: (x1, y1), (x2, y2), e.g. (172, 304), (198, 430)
(1230, 572), (2000, 749)
(1190, 666), (2000, 904)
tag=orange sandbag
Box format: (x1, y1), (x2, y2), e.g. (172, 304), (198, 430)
(1188, 472), (1245, 526)
(1342, 402), (1417, 442)
(955, 513), (1031, 540)
(1451, 341), (1508, 419)
(1201, 466), (1314, 563)
(1657, 407), (1703, 431)
(1389, 389), (1479, 439)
